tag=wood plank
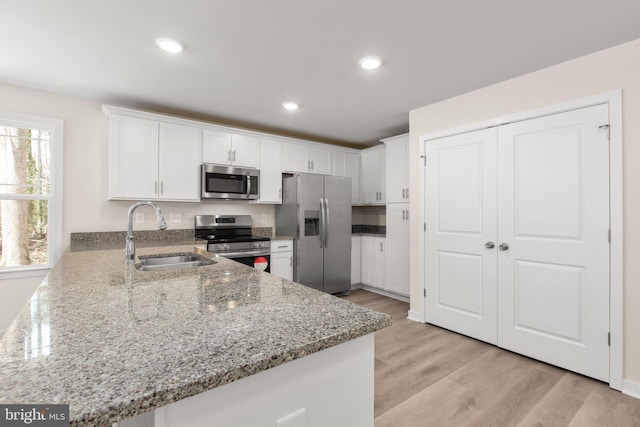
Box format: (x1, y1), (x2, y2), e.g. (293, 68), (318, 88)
(340, 290), (640, 427)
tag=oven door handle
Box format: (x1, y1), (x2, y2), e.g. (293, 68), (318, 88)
(212, 249), (270, 258)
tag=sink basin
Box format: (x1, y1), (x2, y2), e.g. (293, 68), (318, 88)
(136, 252), (215, 271)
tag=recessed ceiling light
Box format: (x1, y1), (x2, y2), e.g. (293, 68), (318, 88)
(282, 102), (299, 111)
(155, 37), (185, 53)
(359, 56), (383, 70)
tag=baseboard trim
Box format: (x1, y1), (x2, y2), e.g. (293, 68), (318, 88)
(407, 310), (423, 323)
(622, 379), (640, 399)
(350, 284), (409, 303)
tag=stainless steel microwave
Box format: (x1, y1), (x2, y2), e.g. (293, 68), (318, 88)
(201, 164), (260, 200)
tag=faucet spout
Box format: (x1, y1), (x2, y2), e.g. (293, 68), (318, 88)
(125, 201), (167, 263)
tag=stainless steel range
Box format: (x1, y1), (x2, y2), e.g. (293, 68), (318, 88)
(195, 215), (271, 272)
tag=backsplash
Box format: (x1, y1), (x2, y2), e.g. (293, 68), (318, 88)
(352, 225), (386, 235)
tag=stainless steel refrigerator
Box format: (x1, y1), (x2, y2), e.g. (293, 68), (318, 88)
(276, 173), (351, 294)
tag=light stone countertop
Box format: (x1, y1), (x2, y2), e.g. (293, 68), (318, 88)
(0, 244), (390, 426)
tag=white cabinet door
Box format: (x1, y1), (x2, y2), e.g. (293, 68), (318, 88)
(108, 115), (159, 199)
(257, 139), (282, 203)
(360, 149), (380, 204)
(371, 237), (386, 289)
(351, 236), (361, 285)
(271, 240), (293, 281)
(333, 151), (360, 205)
(378, 149), (386, 204)
(496, 104), (610, 382)
(308, 146), (332, 174)
(385, 204), (409, 296)
(360, 236), (374, 286)
(385, 135), (409, 203)
(282, 143), (309, 173)
(158, 123), (202, 201)
(231, 134), (259, 168)
(425, 127), (499, 344)
(203, 131), (258, 168)
(202, 130), (232, 165)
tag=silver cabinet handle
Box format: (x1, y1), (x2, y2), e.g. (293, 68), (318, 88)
(227, 149), (231, 162)
(311, 160), (314, 170)
(402, 209), (406, 220)
(160, 181), (163, 195)
(405, 209), (408, 220)
(155, 181), (158, 194)
(406, 188), (409, 199)
(307, 160), (311, 171)
(278, 188), (281, 199)
(380, 242), (383, 252)
(402, 188), (406, 199)
(485, 241), (495, 249)
(499, 243), (510, 251)
(290, 255), (292, 267)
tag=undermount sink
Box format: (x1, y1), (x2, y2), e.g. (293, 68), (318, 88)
(136, 252), (215, 271)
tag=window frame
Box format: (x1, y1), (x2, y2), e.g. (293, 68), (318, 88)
(0, 111), (63, 278)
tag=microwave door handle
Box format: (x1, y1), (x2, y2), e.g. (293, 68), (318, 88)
(246, 173), (251, 198)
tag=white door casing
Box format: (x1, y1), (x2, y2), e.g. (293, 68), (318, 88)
(425, 127), (498, 344)
(496, 104), (610, 382)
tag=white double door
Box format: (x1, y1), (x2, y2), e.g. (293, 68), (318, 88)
(425, 104), (610, 381)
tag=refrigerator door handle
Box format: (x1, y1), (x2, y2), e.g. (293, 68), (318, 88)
(319, 197), (326, 248)
(324, 197), (330, 247)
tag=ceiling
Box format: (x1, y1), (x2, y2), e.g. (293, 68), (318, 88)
(3, 1), (640, 147)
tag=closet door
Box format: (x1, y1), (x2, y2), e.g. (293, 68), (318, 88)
(425, 128), (498, 344)
(496, 104), (610, 381)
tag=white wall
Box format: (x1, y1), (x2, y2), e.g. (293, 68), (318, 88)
(409, 38), (640, 383)
(0, 84), (277, 333)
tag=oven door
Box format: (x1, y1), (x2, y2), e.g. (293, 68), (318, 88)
(201, 164), (259, 200)
(211, 250), (270, 273)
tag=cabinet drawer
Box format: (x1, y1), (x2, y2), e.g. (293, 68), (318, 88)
(271, 240), (293, 252)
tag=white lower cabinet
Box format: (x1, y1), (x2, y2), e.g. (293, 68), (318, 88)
(385, 204), (410, 296)
(270, 240), (293, 281)
(360, 236), (385, 289)
(351, 236), (361, 285)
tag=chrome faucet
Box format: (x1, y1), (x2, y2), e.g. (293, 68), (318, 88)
(125, 201), (167, 263)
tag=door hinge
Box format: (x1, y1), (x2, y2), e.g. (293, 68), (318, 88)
(608, 332), (611, 346)
(424, 288), (427, 298)
(599, 124), (610, 140)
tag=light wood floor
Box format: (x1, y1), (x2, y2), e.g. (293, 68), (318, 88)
(342, 289), (640, 427)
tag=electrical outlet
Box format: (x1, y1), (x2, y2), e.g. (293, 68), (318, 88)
(135, 213), (145, 223)
(262, 213), (269, 221)
(169, 212), (182, 223)
(276, 408), (306, 427)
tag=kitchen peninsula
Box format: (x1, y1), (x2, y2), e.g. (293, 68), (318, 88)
(0, 240), (390, 426)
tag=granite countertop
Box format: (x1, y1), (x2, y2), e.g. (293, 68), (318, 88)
(0, 243), (390, 426)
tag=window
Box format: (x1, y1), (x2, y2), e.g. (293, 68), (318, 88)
(0, 112), (63, 276)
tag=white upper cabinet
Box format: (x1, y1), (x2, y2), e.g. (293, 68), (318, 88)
(108, 114), (201, 201)
(158, 123), (202, 201)
(282, 143), (332, 175)
(383, 134), (409, 203)
(332, 150), (360, 205)
(257, 138), (282, 203)
(360, 146), (386, 204)
(202, 130), (258, 168)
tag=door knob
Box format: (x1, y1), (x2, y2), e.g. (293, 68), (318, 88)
(485, 241), (495, 249)
(499, 243), (510, 251)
